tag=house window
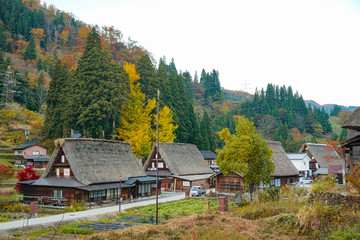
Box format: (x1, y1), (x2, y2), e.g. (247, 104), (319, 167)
(61, 155), (65, 163)
(271, 178), (281, 187)
(64, 168), (70, 177)
(89, 190), (106, 202)
(152, 162), (155, 168)
(158, 162), (164, 168)
(17, 151), (22, 155)
(54, 189), (62, 198)
(183, 181), (190, 187)
(107, 188), (118, 199)
(32, 151), (39, 156)
(56, 168), (60, 176)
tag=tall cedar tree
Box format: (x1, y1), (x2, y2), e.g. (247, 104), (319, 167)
(199, 111), (216, 151)
(136, 54), (159, 100)
(156, 59), (172, 108)
(23, 34), (36, 60)
(44, 59), (69, 139)
(216, 116), (275, 187)
(68, 27), (128, 138)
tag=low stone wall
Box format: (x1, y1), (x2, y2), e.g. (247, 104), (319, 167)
(308, 192), (360, 210)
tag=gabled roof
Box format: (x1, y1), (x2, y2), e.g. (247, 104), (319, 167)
(342, 107), (360, 131)
(200, 150), (218, 160)
(144, 143), (213, 176)
(299, 143), (342, 168)
(287, 153), (309, 161)
(268, 141), (299, 177)
(43, 138), (146, 185)
(13, 142), (46, 150)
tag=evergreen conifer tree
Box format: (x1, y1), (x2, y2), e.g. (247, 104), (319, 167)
(68, 27), (128, 138)
(23, 34), (36, 60)
(136, 54), (158, 100)
(44, 60), (69, 139)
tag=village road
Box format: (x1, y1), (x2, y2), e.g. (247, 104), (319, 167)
(0, 192), (185, 232)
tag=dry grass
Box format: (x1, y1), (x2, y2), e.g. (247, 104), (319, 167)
(82, 213), (262, 240)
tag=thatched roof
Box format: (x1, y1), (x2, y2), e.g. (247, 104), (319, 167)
(342, 107), (360, 131)
(144, 143), (213, 176)
(43, 138), (146, 185)
(299, 143), (342, 168)
(268, 141), (299, 177)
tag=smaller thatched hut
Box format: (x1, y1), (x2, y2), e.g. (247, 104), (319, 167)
(18, 138), (161, 205)
(143, 143), (214, 191)
(266, 141), (299, 187)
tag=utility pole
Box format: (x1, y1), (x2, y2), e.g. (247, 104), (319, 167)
(0, 66), (19, 108)
(155, 89), (160, 225)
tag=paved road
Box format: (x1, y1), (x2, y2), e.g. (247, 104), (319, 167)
(0, 192), (185, 233)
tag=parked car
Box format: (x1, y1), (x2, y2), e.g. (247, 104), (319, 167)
(190, 186), (206, 197)
(299, 177), (313, 184)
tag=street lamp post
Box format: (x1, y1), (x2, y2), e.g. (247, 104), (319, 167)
(119, 176), (122, 213)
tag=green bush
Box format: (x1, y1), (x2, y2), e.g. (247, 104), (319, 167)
(258, 187), (280, 202)
(311, 176), (337, 193)
(60, 226), (94, 234)
(330, 226), (360, 240)
(65, 201), (87, 212)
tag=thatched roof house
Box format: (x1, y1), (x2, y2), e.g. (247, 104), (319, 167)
(342, 107), (360, 131)
(44, 138), (146, 184)
(144, 143), (214, 191)
(19, 138), (160, 204)
(268, 141), (299, 177)
(340, 107), (360, 168)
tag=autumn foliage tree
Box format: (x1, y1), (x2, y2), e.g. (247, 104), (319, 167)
(0, 165), (14, 184)
(156, 106), (178, 143)
(216, 116), (275, 188)
(15, 166), (40, 192)
(116, 62), (156, 158)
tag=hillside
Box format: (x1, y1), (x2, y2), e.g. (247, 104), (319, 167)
(0, 0), (353, 155)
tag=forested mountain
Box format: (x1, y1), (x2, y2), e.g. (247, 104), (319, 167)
(304, 100), (358, 115)
(0, 0), (347, 156)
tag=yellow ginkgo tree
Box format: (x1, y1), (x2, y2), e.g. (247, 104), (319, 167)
(116, 62), (177, 158)
(116, 62), (156, 158)
(155, 105), (178, 143)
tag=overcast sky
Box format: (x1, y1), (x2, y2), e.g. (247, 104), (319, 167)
(43, 0), (360, 107)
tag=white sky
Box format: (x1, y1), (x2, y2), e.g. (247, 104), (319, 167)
(42, 0), (360, 106)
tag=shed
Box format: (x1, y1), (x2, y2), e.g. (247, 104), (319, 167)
(144, 143), (214, 191)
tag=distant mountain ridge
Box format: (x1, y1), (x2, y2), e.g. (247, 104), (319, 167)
(304, 100), (358, 114)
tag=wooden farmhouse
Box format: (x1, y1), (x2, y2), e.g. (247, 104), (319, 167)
(340, 107), (360, 170)
(212, 172), (245, 193)
(299, 143), (343, 177)
(265, 141), (299, 187)
(18, 138), (161, 205)
(13, 141), (50, 169)
(143, 143), (214, 191)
